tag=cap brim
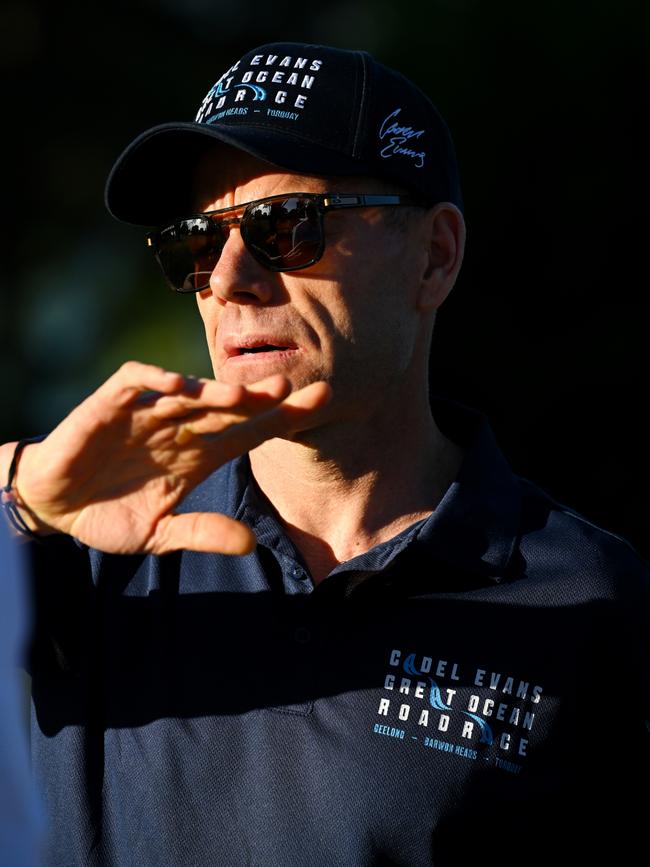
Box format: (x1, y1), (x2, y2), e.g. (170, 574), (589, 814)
(104, 122), (370, 226)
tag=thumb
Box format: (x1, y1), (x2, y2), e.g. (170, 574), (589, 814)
(151, 512), (257, 555)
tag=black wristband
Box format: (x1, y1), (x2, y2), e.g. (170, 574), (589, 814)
(1, 435), (47, 540)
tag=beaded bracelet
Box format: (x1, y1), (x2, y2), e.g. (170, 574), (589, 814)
(1, 435), (46, 540)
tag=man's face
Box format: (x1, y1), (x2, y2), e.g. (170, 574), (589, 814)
(193, 149), (432, 420)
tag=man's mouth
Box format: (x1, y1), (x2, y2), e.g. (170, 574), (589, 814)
(223, 336), (299, 360)
(239, 344), (291, 355)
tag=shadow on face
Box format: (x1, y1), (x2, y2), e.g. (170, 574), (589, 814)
(191, 141), (416, 214)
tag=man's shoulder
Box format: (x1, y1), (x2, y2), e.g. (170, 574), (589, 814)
(515, 474), (648, 596)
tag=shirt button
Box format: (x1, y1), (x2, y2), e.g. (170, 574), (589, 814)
(294, 626), (311, 644)
(291, 567), (307, 580)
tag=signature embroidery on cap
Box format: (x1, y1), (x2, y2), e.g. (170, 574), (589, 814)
(379, 108), (426, 168)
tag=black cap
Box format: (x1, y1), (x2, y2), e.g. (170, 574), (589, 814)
(105, 42), (463, 225)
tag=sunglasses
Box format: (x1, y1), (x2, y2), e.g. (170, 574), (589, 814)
(146, 192), (418, 293)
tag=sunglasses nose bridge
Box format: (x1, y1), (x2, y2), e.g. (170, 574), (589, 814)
(207, 219), (275, 305)
(206, 212), (243, 245)
(213, 213), (243, 229)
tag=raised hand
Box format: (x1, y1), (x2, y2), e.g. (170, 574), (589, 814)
(2, 361), (331, 556)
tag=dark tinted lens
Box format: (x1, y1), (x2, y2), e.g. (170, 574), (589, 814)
(242, 197), (323, 271)
(156, 218), (225, 292)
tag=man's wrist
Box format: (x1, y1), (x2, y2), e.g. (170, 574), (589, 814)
(0, 437), (50, 540)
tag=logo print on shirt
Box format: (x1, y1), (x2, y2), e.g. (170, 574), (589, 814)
(372, 647), (546, 774)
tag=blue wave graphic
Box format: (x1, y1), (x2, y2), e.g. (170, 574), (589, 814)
(207, 81), (267, 102)
(462, 711), (494, 745)
(234, 83), (266, 101)
(428, 679), (452, 712)
(403, 653), (422, 676)
(421, 674), (494, 746)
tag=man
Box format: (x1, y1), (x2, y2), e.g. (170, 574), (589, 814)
(2, 42), (648, 866)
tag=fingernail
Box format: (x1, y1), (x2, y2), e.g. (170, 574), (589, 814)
(174, 424), (194, 445)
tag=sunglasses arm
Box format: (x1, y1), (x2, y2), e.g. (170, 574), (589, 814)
(322, 193), (416, 211)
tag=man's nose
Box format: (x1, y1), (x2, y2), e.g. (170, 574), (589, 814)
(209, 226), (274, 305)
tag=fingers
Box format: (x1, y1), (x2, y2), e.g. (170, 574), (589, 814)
(150, 511), (257, 555)
(60, 362), (189, 433)
(102, 361), (189, 406)
(165, 380), (331, 455)
(253, 380), (333, 439)
(150, 374), (292, 421)
(203, 381), (332, 459)
(78, 365), (296, 442)
(274, 380), (332, 413)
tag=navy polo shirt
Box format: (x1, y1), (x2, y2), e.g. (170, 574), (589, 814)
(28, 401), (650, 866)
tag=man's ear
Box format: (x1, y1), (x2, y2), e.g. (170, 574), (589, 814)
(416, 203), (466, 311)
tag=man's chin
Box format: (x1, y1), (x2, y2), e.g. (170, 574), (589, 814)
(215, 348), (311, 386)
(214, 361), (323, 394)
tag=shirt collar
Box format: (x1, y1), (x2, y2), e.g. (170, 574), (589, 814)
(416, 399), (522, 583)
(181, 399), (522, 586)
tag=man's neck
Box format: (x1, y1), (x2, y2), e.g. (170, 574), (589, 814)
(249, 398), (464, 584)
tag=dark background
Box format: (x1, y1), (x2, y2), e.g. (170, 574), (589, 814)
(2, 0), (648, 558)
